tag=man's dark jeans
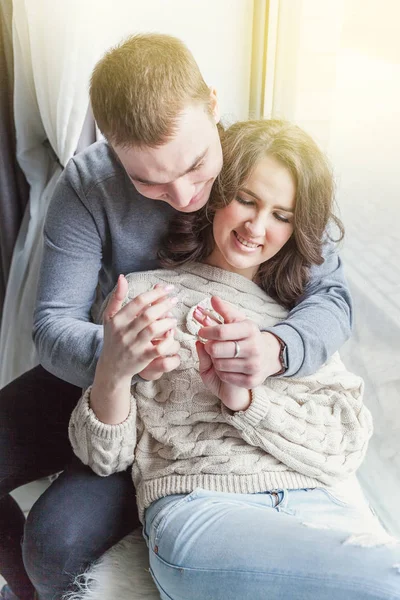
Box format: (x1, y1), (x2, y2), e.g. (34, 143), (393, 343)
(0, 366), (139, 600)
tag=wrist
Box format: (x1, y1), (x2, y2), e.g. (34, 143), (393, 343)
(223, 388), (252, 412)
(234, 389), (252, 412)
(263, 331), (288, 376)
(91, 362), (132, 425)
(95, 354), (132, 387)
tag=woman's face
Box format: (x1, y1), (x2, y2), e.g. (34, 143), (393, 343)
(207, 155), (296, 279)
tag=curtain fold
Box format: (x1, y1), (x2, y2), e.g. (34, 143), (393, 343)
(0, 0), (29, 323)
(0, 0), (93, 387)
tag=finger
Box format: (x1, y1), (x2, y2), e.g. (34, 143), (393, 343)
(211, 358), (251, 374)
(216, 370), (252, 388)
(116, 285), (176, 324)
(139, 354), (181, 380)
(104, 274), (128, 322)
(132, 299), (179, 337)
(193, 306), (222, 327)
(152, 336), (180, 357)
(196, 341), (213, 375)
(115, 295), (177, 333)
(198, 320), (253, 342)
(149, 312), (176, 341)
(210, 296), (247, 324)
(135, 316), (178, 343)
(204, 339), (251, 359)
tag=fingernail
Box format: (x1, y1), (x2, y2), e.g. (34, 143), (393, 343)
(169, 297), (178, 304)
(164, 284), (175, 291)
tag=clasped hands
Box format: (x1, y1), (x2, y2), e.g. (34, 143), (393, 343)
(99, 275), (282, 412)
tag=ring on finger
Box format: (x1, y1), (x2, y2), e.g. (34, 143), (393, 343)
(233, 340), (240, 359)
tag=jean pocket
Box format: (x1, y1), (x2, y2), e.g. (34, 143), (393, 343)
(315, 487), (353, 508)
(152, 489), (201, 550)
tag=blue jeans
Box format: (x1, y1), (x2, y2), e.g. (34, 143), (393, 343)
(23, 458), (139, 600)
(144, 488), (400, 600)
(0, 365), (139, 600)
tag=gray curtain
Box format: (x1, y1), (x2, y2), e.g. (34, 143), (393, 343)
(0, 0), (29, 323)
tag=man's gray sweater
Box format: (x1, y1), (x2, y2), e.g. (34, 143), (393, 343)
(33, 141), (353, 388)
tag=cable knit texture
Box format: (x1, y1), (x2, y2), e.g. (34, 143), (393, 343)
(69, 263), (373, 522)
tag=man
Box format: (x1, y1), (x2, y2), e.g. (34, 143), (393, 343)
(0, 34), (352, 600)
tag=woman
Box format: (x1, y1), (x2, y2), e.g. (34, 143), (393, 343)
(69, 120), (400, 599)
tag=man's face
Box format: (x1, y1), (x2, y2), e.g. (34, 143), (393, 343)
(113, 102), (223, 212)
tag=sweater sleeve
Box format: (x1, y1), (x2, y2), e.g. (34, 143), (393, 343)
(33, 160), (104, 388)
(68, 387), (137, 476)
(263, 238), (353, 377)
(222, 354), (373, 485)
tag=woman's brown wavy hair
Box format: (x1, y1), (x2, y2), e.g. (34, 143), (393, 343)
(159, 119), (344, 309)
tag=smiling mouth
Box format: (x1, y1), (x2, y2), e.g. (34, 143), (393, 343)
(234, 231), (261, 249)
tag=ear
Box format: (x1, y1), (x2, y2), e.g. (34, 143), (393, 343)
(209, 87), (220, 124)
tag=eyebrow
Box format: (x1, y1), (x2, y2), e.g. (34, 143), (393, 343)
(241, 187), (294, 213)
(129, 149), (209, 185)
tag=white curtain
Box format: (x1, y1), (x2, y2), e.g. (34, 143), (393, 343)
(0, 0), (93, 386)
(263, 0), (400, 536)
(0, 0), (253, 388)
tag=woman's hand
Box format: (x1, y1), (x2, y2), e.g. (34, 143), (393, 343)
(194, 296), (282, 388)
(99, 275), (180, 382)
(196, 342), (251, 412)
(90, 276), (180, 424)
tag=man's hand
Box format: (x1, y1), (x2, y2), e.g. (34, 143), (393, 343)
(195, 296), (282, 388)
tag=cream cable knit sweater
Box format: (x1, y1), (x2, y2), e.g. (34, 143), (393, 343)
(69, 263), (373, 522)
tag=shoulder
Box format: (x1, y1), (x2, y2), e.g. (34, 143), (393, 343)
(63, 141), (125, 194)
(57, 142), (171, 221)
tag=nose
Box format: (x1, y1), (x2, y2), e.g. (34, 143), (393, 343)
(167, 178), (195, 208)
(244, 216), (266, 238)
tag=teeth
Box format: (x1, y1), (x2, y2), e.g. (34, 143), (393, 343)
(235, 232), (259, 248)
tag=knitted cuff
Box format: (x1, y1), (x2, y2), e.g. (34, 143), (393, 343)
(75, 387), (136, 440)
(228, 388), (271, 430)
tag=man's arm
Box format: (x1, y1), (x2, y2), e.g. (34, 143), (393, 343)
(33, 160), (104, 388)
(196, 241), (352, 387)
(264, 238), (353, 377)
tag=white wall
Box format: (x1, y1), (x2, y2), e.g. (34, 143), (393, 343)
(54, 0), (254, 121)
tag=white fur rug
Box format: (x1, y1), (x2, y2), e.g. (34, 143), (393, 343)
(63, 529), (160, 600)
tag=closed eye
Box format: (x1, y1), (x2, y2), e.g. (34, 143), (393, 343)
(236, 196), (255, 206)
(191, 161), (205, 172)
(274, 213), (290, 223)
(130, 177), (154, 187)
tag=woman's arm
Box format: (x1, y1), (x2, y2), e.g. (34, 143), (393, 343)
(222, 354), (373, 485)
(69, 275), (180, 475)
(68, 384), (137, 476)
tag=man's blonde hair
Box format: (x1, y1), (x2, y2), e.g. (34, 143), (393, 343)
(90, 33), (212, 148)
